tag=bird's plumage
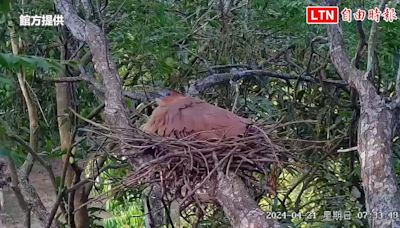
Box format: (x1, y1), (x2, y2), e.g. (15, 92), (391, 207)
(142, 92), (251, 139)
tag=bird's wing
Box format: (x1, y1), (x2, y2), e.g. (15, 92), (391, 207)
(143, 97), (251, 139)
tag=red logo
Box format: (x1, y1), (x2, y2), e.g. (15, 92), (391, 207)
(306, 6), (339, 24)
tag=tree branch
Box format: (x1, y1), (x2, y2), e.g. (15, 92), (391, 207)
(351, 20), (366, 68)
(365, 0), (388, 79)
(8, 134), (57, 191)
(7, 157), (29, 215)
(325, 4), (376, 97)
(48, 77), (84, 82)
(6, 136), (59, 227)
(55, 0), (130, 130)
(17, 163), (59, 228)
(46, 188), (65, 228)
(215, 172), (281, 228)
(394, 57), (400, 102)
(50, 68), (347, 101)
(187, 69), (347, 96)
(47, 75), (152, 101)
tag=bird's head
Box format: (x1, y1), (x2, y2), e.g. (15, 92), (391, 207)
(155, 89), (183, 105)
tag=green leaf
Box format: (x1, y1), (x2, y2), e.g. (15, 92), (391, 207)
(0, 53), (62, 72)
(164, 57), (176, 67)
(0, 0), (10, 13)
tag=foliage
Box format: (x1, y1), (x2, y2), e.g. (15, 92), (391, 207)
(103, 197), (145, 228)
(1, 0), (400, 227)
(92, 159), (145, 227)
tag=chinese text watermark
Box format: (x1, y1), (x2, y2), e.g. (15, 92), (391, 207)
(19, 15), (64, 27)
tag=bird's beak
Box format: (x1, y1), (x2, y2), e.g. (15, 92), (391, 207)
(152, 91), (166, 104)
(156, 91), (168, 98)
(148, 91), (163, 99)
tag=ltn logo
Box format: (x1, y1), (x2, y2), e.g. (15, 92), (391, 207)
(306, 6), (339, 24)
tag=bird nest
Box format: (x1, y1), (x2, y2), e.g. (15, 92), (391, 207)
(93, 123), (305, 202)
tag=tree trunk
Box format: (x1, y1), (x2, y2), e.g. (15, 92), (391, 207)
(56, 40), (90, 228)
(55, 81), (75, 188)
(326, 1), (400, 226)
(358, 96), (400, 227)
(215, 173), (281, 228)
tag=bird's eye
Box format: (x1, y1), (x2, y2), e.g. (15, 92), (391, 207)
(166, 92), (171, 96)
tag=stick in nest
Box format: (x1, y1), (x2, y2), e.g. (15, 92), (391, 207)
(72, 113), (326, 213)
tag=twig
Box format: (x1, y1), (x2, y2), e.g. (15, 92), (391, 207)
(337, 146), (358, 153)
(69, 108), (110, 131)
(46, 188), (66, 228)
(271, 120), (318, 129)
(8, 134), (57, 191)
(180, 151), (234, 205)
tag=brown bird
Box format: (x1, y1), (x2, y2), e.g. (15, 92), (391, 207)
(142, 89), (279, 194)
(142, 89), (252, 140)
